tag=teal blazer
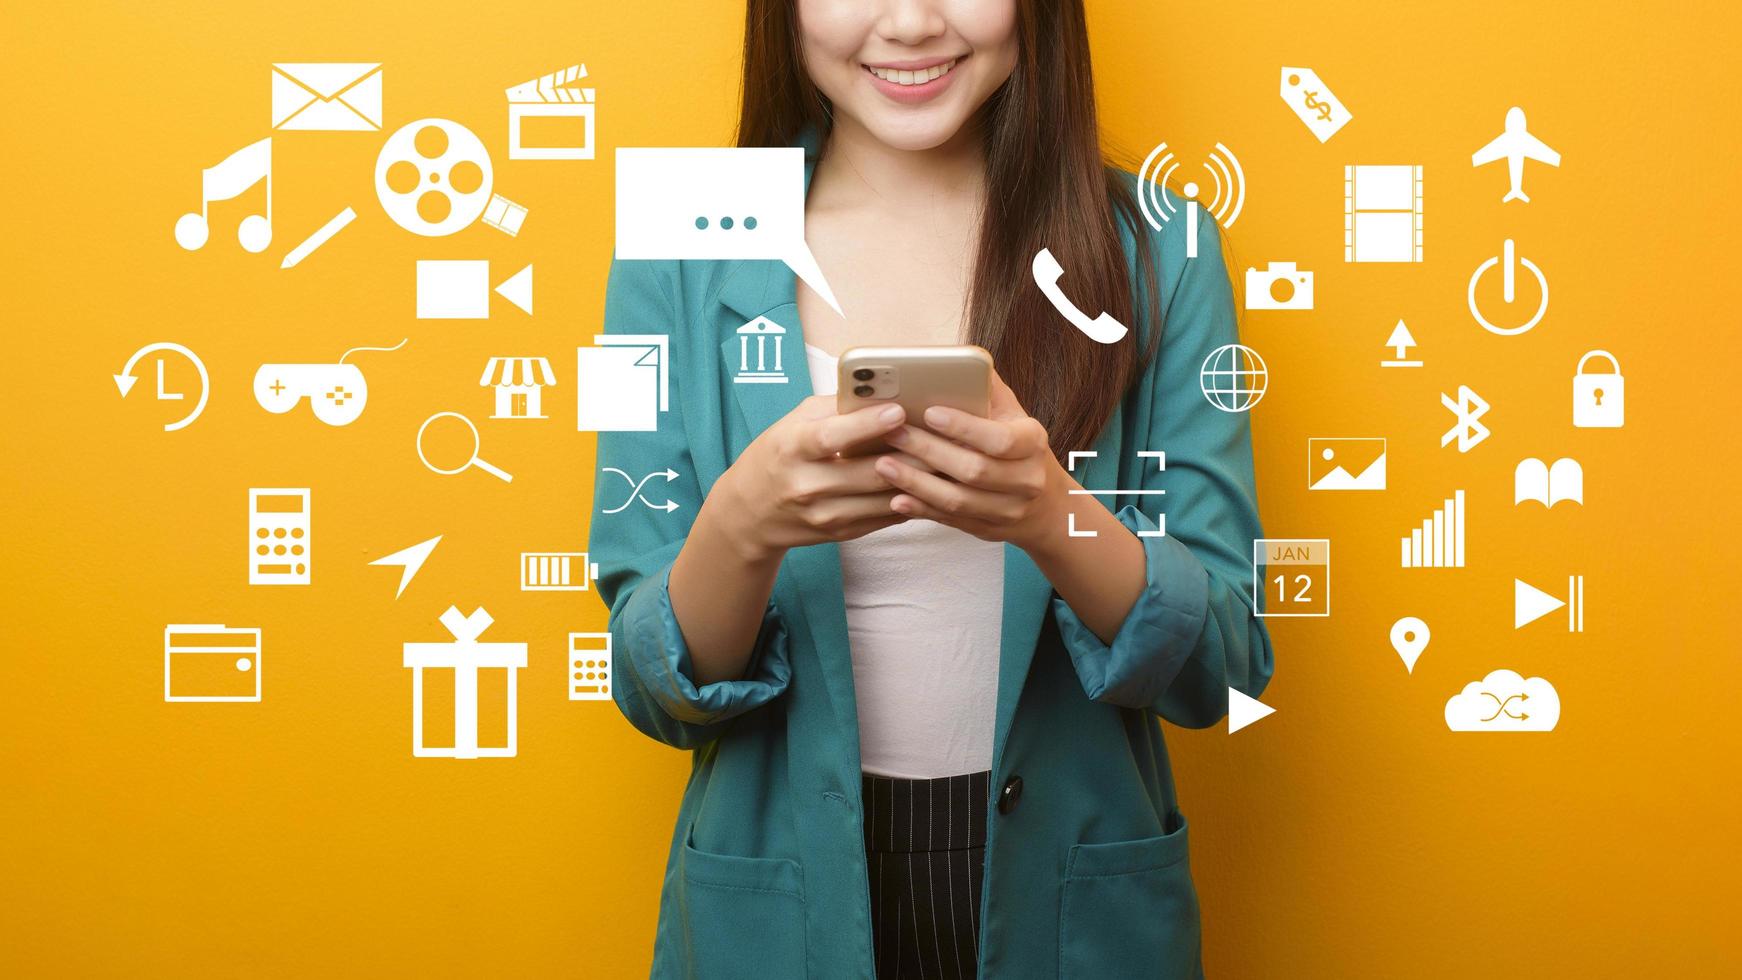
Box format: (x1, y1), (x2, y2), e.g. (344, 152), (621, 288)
(590, 154), (1272, 978)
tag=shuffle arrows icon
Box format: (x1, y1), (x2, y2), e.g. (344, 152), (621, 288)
(602, 467), (680, 514)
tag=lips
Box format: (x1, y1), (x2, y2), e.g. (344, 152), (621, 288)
(861, 56), (964, 105)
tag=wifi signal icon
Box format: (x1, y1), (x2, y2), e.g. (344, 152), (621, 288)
(1137, 141), (1247, 259)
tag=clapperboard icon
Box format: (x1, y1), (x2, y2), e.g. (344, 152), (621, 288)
(507, 64), (594, 160)
(520, 551), (600, 592)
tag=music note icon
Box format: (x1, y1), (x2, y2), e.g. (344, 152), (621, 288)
(174, 138), (273, 253)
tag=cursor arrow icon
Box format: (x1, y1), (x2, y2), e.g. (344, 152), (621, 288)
(370, 535), (442, 599)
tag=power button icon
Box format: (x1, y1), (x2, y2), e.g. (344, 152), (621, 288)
(1467, 238), (1548, 336)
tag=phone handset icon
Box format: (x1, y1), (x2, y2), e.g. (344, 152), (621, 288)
(1032, 247), (1129, 345)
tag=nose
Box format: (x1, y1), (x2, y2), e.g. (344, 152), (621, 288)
(877, 0), (947, 44)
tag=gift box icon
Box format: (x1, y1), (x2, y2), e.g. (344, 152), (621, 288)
(403, 606), (527, 759)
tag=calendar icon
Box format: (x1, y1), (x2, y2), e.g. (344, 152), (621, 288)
(1254, 538), (1330, 618)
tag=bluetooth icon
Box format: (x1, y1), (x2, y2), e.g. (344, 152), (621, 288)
(1439, 386), (1491, 453)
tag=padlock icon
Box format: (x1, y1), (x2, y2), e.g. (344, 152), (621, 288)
(1573, 350), (1625, 428)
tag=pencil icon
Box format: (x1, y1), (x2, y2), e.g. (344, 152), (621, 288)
(281, 207), (357, 269)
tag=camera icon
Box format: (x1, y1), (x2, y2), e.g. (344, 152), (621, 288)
(1245, 261), (1314, 310)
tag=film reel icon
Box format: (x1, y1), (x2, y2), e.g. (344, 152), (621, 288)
(374, 118), (493, 237)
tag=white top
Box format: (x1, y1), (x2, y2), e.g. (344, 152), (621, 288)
(805, 345), (1005, 779)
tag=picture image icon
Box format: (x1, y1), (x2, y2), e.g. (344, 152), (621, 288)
(1445, 669), (1560, 732)
(1137, 141), (1245, 259)
(615, 147), (842, 315)
(164, 625), (261, 703)
(1307, 438), (1386, 491)
(1344, 165), (1423, 263)
(248, 489), (311, 586)
(402, 606), (526, 759)
(270, 62), (382, 131)
(1254, 538), (1330, 618)
(1471, 107), (1560, 203)
(1199, 344), (1267, 413)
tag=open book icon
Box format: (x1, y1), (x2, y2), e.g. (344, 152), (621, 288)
(1514, 457), (1582, 506)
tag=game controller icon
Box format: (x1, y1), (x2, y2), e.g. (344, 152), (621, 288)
(253, 339), (407, 427)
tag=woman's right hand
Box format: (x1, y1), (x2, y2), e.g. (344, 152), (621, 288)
(706, 396), (912, 562)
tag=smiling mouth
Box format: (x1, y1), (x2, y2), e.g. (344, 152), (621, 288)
(862, 57), (961, 87)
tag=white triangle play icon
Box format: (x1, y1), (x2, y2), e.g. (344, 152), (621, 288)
(494, 264), (533, 315)
(1514, 578), (1565, 629)
(1228, 688), (1275, 734)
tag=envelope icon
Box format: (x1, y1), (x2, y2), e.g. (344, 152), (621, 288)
(1307, 437), (1387, 491)
(271, 63), (383, 131)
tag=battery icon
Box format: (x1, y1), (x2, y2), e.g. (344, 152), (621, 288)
(520, 551), (600, 592)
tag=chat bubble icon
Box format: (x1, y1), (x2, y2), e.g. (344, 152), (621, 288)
(615, 147), (843, 317)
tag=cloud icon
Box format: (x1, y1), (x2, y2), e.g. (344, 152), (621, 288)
(1444, 669), (1560, 732)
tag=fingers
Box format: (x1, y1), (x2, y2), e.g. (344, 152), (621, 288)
(882, 424), (1042, 496)
(913, 404), (1050, 462)
(874, 453), (1027, 528)
(795, 403), (908, 459)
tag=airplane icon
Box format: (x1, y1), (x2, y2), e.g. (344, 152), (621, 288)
(1471, 107), (1561, 203)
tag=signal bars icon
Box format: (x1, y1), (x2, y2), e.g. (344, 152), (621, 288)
(1137, 141), (1247, 259)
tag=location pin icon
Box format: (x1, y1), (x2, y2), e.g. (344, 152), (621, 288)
(1390, 617), (1430, 673)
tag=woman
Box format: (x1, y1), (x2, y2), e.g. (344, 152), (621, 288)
(590, 0), (1271, 976)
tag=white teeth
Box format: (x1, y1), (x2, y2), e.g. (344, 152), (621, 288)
(868, 58), (956, 86)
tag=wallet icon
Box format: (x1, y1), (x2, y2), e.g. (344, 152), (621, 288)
(164, 625), (261, 702)
(271, 63), (383, 131)
(1307, 437), (1387, 491)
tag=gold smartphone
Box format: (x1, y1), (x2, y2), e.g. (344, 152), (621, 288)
(836, 345), (992, 457)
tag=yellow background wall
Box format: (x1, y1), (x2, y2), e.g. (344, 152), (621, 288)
(3, 0), (1738, 976)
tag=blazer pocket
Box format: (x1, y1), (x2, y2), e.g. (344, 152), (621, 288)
(678, 834), (807, 977)
(1059, 814), (1201, 980)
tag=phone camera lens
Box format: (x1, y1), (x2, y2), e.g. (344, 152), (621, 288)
(853, 384), (875, 398)
(852, 368), (874, 382)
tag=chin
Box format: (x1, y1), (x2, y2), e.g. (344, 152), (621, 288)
(853, 105), (977, 151)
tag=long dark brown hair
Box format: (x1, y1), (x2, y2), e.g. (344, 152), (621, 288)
(738, 0), (1160, 455)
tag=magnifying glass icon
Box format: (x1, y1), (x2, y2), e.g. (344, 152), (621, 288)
(416, 411), (513, 482)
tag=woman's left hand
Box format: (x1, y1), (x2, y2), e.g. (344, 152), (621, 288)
(875, 369), (1068, 552)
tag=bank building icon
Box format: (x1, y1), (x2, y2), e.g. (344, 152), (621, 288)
(733, 316), (788, 384)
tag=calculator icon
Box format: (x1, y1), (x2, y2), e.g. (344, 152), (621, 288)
(568, 632), (612, 701)
(249, 488), (311, 586)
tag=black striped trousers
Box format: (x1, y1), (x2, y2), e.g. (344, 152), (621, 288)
(862, 770), (990, 980)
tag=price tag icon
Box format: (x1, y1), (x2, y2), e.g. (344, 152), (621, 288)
(1280, 67), (1351, 143)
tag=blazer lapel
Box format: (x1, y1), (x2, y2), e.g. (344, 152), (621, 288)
(716, 266), (864, 766)
(989, 417), (1124, 773)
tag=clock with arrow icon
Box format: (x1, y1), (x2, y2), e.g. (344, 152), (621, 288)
(113, 342), (209, 432)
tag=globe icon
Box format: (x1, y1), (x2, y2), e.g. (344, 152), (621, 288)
(1199, 344), (1268, 412)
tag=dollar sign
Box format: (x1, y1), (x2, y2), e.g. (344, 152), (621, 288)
(1304, 91), (1332, 122)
